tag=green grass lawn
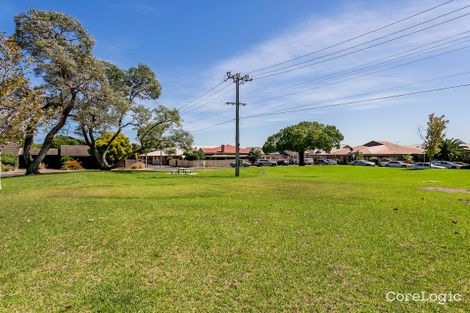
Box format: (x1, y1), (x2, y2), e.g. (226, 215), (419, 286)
(0, 166), (469, 312)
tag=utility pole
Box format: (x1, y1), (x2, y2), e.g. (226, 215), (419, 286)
(225, 72), (252, 177)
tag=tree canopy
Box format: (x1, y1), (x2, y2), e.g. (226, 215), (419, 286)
(14, 9), (104, 174)
(437, 138), (468, 161)
(248, 148), (262, 163)
(0, 33), (43, 145)
(263, 121), (343, 166)
(421, 113), (448, 163)
(9, 9), (190, 172)
(51, 135), (82, 148)
(185, 149), (205, 161)
(76, 60), (190, 169)
(95, 133), (132, 165)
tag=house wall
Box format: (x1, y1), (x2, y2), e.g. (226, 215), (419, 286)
(18, 155), (61, 169)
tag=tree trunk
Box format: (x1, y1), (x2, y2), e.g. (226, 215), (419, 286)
(23, 131), (34, 172)
(24, 99), (76, 175)
(298, 150), (305, 166)
(88, 144), (111, 170)
(98, 152), (111, 170)
(81, 125), (113, 170)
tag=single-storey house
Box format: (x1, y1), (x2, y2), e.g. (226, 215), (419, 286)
(144, 148), (185, 165)
(316, 140), (425, 163)
(199, 144), (250, 160)
(18, 146), (60, 168)
(1, 144), (97, 169)
(60, 145), (99, 168)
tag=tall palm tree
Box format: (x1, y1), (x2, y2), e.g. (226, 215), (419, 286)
(437, 138), (467, 161)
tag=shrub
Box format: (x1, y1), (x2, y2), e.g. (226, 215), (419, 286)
(1, 164), (15, 172)
(130, 162), (145, 169)
(402, 155), (414, 163)
(61, 156), (75, 164)
(62, 160), (83, 170)
(1, 152), (17, 166)
(185, 149), (205, 161)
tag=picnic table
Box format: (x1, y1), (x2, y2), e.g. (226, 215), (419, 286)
(170, 168), (192, 175)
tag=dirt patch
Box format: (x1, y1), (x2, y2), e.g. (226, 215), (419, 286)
(419, 186), (470, 194)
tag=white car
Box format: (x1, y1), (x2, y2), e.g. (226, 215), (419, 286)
(385, 161), (412, 168)
(349, 160), (375, 166)
(411, 162), (446, 169)
(432, 161), (461, 169)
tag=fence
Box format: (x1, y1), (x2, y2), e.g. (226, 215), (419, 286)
(169, 159), (234, 168)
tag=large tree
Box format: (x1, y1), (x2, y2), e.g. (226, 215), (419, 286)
(421, 113), (448, 166)
(247, 148), (262, 163)
(76, 61), (192, 169)
(0, 33), (43, 145)
(14, 9), (104, 174)
(263, 121), (343, 166)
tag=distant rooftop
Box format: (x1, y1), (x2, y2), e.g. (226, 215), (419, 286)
(200, 144), (250, 154)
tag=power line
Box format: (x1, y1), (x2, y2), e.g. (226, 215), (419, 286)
(246, 35), (470, 104)
(190, 82), (470, 133)
(185, 43), (470, 126)
(183, 1), (469, 131)
(185, 33), (470, 124)
(180, 1), (465, 119)
(254, 8), (470, 79)
(245, 30), (470, 102)
(179, 81), (232, 114)
(244, 83), (470, 119)
(183, 105), (230, 124)
(181, 84), (233, 115)
(248, 0), (457, 74)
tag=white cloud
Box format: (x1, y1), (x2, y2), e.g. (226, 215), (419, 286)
(176, 0), (470, 144)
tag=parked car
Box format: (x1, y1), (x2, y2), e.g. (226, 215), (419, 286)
(315, 159), (338, 165)
(230, 160), (251, 167)
(349, 160), (375, 166)
(255, 159), (277, 167)
(432, 160), (462, 169)
(276, 160), (289, 166)
(287, 159), (298, 165)
(304, 158), (314, 165)
(411, 162), (446, 169)
(385, 161), (412, 168)
(379, 158), (391, 167)
(325, 159), (338, 165)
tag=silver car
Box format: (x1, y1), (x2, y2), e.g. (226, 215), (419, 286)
(255, 159), (277, 167)
(432, 161), (461, 169)
(349, 160), (375, 166)
(385, 161), (412, 168)
(411, 162), (446, 169)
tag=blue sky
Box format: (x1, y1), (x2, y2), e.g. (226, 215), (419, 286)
(1, 0), (469, 147)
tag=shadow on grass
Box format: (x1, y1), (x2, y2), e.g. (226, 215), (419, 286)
(80, 272), (150, 312)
